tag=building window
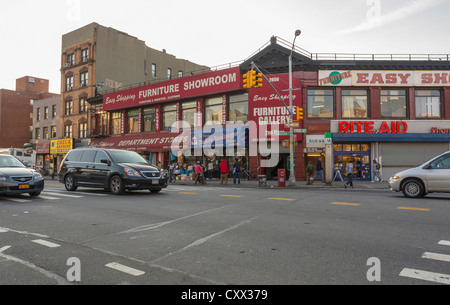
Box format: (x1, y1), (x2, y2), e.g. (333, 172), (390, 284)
(67, 53), (75, 66)
(380, 89), (407, 118)
(204, 97), (223, 125)
(44, 107), (49, 120)
(79, 98), (87, 113)
(143, 107), (156, 132)
(52, 105), (57, 118)
(66, 76), (74, 91)
(80, 72), (88, 87)
(342, 90), (368, 118)
(163, 104), (177, 130)
(64, 125), (73, 138)
(51, 126), (57, 138)
(415, 90), (441, 119)
(65, 100), (73, 116)
(167, 68), (172, 80)
(178, 71), (183, 78)
(43, 127), (49, 139)
(35, 128), (41, 140)
(307, 89), (334, 119)
(152, 64), (156, 77)
(127, 109), (139, 133)
(229, 93), (249, 123)
(81, 48), (89, 62)
(182, 101), (197, 127)
(111, 112), (121, 135)
(79, 123), (87, 138)
(36, 108), (41, 121)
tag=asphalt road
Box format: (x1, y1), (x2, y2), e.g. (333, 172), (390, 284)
(0, 181), (449, 287)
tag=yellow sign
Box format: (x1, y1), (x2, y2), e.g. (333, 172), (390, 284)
(50, 139), (73, 154)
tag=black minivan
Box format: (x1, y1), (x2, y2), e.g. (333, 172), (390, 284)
(58, 148), (168, 195)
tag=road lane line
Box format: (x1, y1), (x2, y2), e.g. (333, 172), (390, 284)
(180, 192), (197, 194)
(32, 239), (61, 248)
(268, 198), (295, 201)
(399, 268), (450, 285)
(438, 240), (450, 246)
(105, 262), (145, 276)
(0, 246), (11, 253)
(422, 252), (450, 263)
(39, 195), (60, 200)
(220, 195), (243, 198)
(397, 207), (430, 212)
(331, 202), (360, 206)
(42, 192), (84, 198)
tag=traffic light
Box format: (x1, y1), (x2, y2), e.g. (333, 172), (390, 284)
(242, 71), (251, 89)
(254, 72), (263, 88)
(282, 140), (290, 149)
(295, 107), (304, 121)
(250, 69), (257, 87)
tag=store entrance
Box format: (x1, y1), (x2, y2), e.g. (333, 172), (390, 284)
(334, 144), (371, 181)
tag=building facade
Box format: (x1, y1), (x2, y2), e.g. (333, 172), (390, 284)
(60, 22), (210, 150)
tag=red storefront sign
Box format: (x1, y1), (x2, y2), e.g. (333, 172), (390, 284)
(339, 121), (408, 133)
(248, 74), (302, 141)
(36, 143), (50, 154)
(103, 67), (242, 111)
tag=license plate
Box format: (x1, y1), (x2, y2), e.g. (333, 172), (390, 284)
(19, 184), (30, 189)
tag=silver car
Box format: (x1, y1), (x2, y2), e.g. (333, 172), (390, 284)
(389, 151), (450, 198)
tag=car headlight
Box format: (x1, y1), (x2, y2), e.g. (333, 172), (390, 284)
(391, 175), (400, 180)
(124, 168), (141, 177)
(0, 176), (7, 181)
(33, 173), (43, 179)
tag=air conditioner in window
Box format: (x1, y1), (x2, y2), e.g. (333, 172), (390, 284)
(64, 63), (70, 68)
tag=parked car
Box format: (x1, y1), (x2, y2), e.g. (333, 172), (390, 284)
(58, 148), (168, 195)
(389, 151), (450, 198)
(0, 154), (44, 196)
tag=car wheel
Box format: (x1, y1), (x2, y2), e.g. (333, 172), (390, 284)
(150, 188), (162, 193)
(109, 175), (125, 195)
(401, 179), (424, 198)
(65, 174), (78, 191)
(29, 191), (41, 197)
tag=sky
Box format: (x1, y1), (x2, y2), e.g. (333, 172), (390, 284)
(1, 0), (450, 94)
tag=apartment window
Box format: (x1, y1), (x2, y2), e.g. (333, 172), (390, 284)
(43, 127), (49, 139)
(64, 125), (73, 138)
(51, 126), (57, 138)
(80, 72), (88, 87)
(178, 71), (183, 78)
(81, 48), (89, 62)
(36, 108), (41, 121)
(79, 98), (87, 113)
(415, 90), (441, 119)
(66, 76), (74, 91)
(163, 104), (177, 130)
(380, 89), (407, 118)
(52, 105), (57, 118)
(65, 100), (73, 116)
(67, 53), (75, 66)
(44, 107), (49, 120)
(152, 64), (156, 77)
(111, 112), (121, 135)
(79, 123), (87, 138)
(167, 68), (172, 80)
(181, 101), (197, 127)
(307, 89), (334, 119)
(143, 107), (156, 132)
(204, 97), (223, 125)
(342, 90), (368, 118)
(229, 93), (249, 123)
(127, 109), (139, 133)
(35, 128), (41, 140)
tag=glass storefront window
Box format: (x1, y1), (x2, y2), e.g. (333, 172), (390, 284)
(182, 101), (197, 128)
(380, 89), (407, 118)
(307, 89), (334, 119)
(334, 144), (343, 151)
(415, 90), (441, 119)
(229, 93), (248, 123)
(143, 107), (155, 132)
(163, 104), (177, 130)
(127, 109), (139, 133)
(205, 97), (223, 125)
(111, 112), (121, 135)
(342, 90), (368, 118)
(343, 144), (352, 151)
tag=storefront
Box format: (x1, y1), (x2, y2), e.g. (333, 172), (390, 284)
(50, 138), (73, 171)
(331, 120), (450, 181)
(35, 142), (53, 175)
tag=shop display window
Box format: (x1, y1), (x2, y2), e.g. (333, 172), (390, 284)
(143, 107), (156, 132)
(229, 93), (248, 123)
(163, 104), (177, 130)
(127, 109), (139, 133)
(111, 112), (121, 135)
(182, 101), (197, 127)
(205, 97), (223, 125)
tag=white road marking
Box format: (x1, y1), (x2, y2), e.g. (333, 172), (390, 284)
(39, 195), (60, 200)
(0, 229), (8, 233)
(2, 197), (29, 203)
(31, 239), (61, 248)
(105, 262), (145, 276)
(438, 240), (450, 246)
(422, 252), (450, 263)
(400, 268), (450, 285)
(42, 192), (83, 198)
(0, 246), (11, 253)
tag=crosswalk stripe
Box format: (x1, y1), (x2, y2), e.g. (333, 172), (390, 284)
(42, 192), (83, 198)
(39, 195), (60, 200)
(422, 252), (450, 263)
(2, 197), (29, 203)
(105, 262), (145, 276)
(438, 240), (450, 246)
(400, 268), (450, 285)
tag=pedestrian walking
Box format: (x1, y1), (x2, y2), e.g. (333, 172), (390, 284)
(312, 157), (325, 183)
(373, 159), (383, 182)
(219, 159), (229, 185)
(194, 162), (205, 184)
(232, 159), (241, 184)
(208, 162), (214, 180)
(305, 161), (314, 185)
(344, 161), (354, 188)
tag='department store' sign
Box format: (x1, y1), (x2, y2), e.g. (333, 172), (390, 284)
(319, 70), (450, 87)
(103, 67), (242, 111)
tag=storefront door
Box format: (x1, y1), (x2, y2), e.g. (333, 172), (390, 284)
(334, 144), (371, 181)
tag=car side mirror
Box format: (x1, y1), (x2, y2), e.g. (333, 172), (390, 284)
(423, 163), (431, 169)
(101, 159), (111, 166)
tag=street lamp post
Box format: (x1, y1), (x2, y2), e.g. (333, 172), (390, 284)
(288, 30), (301, 186)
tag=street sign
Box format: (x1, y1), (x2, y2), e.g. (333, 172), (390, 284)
(285, 122), (300, 128)
(293, 129), (307, 133)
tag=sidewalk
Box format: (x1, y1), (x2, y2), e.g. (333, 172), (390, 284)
(44, 176), (389, 190)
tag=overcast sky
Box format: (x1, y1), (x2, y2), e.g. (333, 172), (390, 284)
(1, 0), (449, 93)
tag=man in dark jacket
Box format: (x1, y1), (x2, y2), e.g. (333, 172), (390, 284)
(312, 157), (325, 183)
(232, 159), (241, 184)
